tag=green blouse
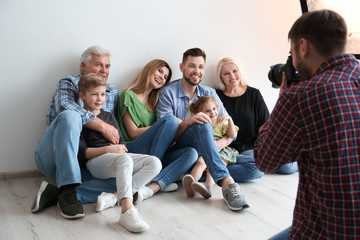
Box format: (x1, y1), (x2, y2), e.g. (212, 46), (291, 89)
(117, 90), (156, 143)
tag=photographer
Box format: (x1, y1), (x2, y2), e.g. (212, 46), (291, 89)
(255, 10), (360, 239)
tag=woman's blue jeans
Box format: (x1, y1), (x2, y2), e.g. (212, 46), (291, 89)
(227, 149), (298, 182)
(227, 150), (264, 182)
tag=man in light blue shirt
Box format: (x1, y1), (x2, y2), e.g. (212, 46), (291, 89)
(156, 48), (249, 211)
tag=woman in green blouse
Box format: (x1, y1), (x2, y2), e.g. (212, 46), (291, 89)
(117, 59), (198, 201)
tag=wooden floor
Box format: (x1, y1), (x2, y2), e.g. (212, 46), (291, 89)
(0, 173), (298, 240)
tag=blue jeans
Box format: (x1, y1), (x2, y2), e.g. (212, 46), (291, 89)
(34, 110), (82, 188)
(77, 169), (117, 204)
(76, 115), (191, 203)
(153, 147), (198, 190)
(233, 149), (298, 178)
(227, 150), (264, 182)
(127, 115), (178, 159)
(276, 162), (298, 174)
(173, 123), (229, 184)
(268, 226), (291, 240)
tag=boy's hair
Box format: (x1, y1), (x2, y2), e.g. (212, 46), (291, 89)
(288, 10), (347, 58)
(78, 73), (107, 94)
(188, 96), (218, 114)
(182, 48), (206, 64)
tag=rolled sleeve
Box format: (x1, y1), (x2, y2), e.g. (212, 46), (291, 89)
(156, 88), (176, 120)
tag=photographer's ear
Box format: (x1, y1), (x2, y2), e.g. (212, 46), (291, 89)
(299, 38), (310, 58)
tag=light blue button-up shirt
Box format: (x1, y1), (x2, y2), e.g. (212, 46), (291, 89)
(156, 78), (228, 120)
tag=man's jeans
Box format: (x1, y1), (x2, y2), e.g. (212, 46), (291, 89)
(173, 123), (230, 184)
(34, 110), (82, 188)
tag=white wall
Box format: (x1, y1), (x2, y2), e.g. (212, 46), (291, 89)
(0, 0), (302, 172)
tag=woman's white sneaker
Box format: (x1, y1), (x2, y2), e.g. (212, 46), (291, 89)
(118, 207), (150, 233)
(162, 183), (178, 192)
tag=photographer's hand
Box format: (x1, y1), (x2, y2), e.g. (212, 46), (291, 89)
(279, 72), (289, 97)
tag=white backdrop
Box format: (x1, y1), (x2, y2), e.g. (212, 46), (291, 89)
(0, 0), (302, 172)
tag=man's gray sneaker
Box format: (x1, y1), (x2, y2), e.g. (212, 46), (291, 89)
(31, 181), (58, 213)
(57, 188), (85, 219)
(222, 183), (249, 211)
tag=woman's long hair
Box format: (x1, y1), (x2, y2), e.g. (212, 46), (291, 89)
(126, 59), (172, 111)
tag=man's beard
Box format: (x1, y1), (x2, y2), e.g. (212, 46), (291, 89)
(184, 74), (202, 86)
(296, 59), (313, 81)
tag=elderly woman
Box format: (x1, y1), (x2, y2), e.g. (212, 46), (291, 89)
(214, 57), (298, 177)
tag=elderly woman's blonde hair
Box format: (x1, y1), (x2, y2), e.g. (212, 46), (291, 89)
(213, 57), (247, 90)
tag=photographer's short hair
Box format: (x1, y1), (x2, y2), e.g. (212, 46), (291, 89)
(80, 45), (111, 74)
(288, 10), (347, 58)
(78, 73), (107, 94)
(182, 48), (206, 64)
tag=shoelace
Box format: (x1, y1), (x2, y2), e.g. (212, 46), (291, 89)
(228, 186), (241, 199)
(129, 209), (144, 223)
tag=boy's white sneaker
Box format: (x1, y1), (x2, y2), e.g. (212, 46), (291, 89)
(96, 192), (118, 212)
(134, 186), (153, 204)
(119, 207), (150, 233)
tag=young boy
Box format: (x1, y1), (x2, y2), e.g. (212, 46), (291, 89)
(78, 73), (162, 233)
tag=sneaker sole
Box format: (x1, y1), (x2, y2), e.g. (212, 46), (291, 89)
(191, 182), (212, 199)
(223, 198), (250, 211)
(31, 181), (57, 213)
(57, 202), (85, 219)
(182, 175), (195, 198)
(119, 220), (150, 233)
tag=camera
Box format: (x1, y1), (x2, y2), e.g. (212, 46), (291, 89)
(268, 55), (302, 88)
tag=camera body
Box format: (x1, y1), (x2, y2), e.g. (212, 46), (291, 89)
(268, 55), (302, 88)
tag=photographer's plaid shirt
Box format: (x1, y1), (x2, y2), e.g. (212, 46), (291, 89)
(46, 74), (118, 127)
(255, 54), (360, 239)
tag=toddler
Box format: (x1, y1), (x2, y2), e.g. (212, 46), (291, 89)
(182, 96), (239, 199)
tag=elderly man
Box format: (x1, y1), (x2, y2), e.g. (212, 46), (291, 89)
(31, 45), (118, 219)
